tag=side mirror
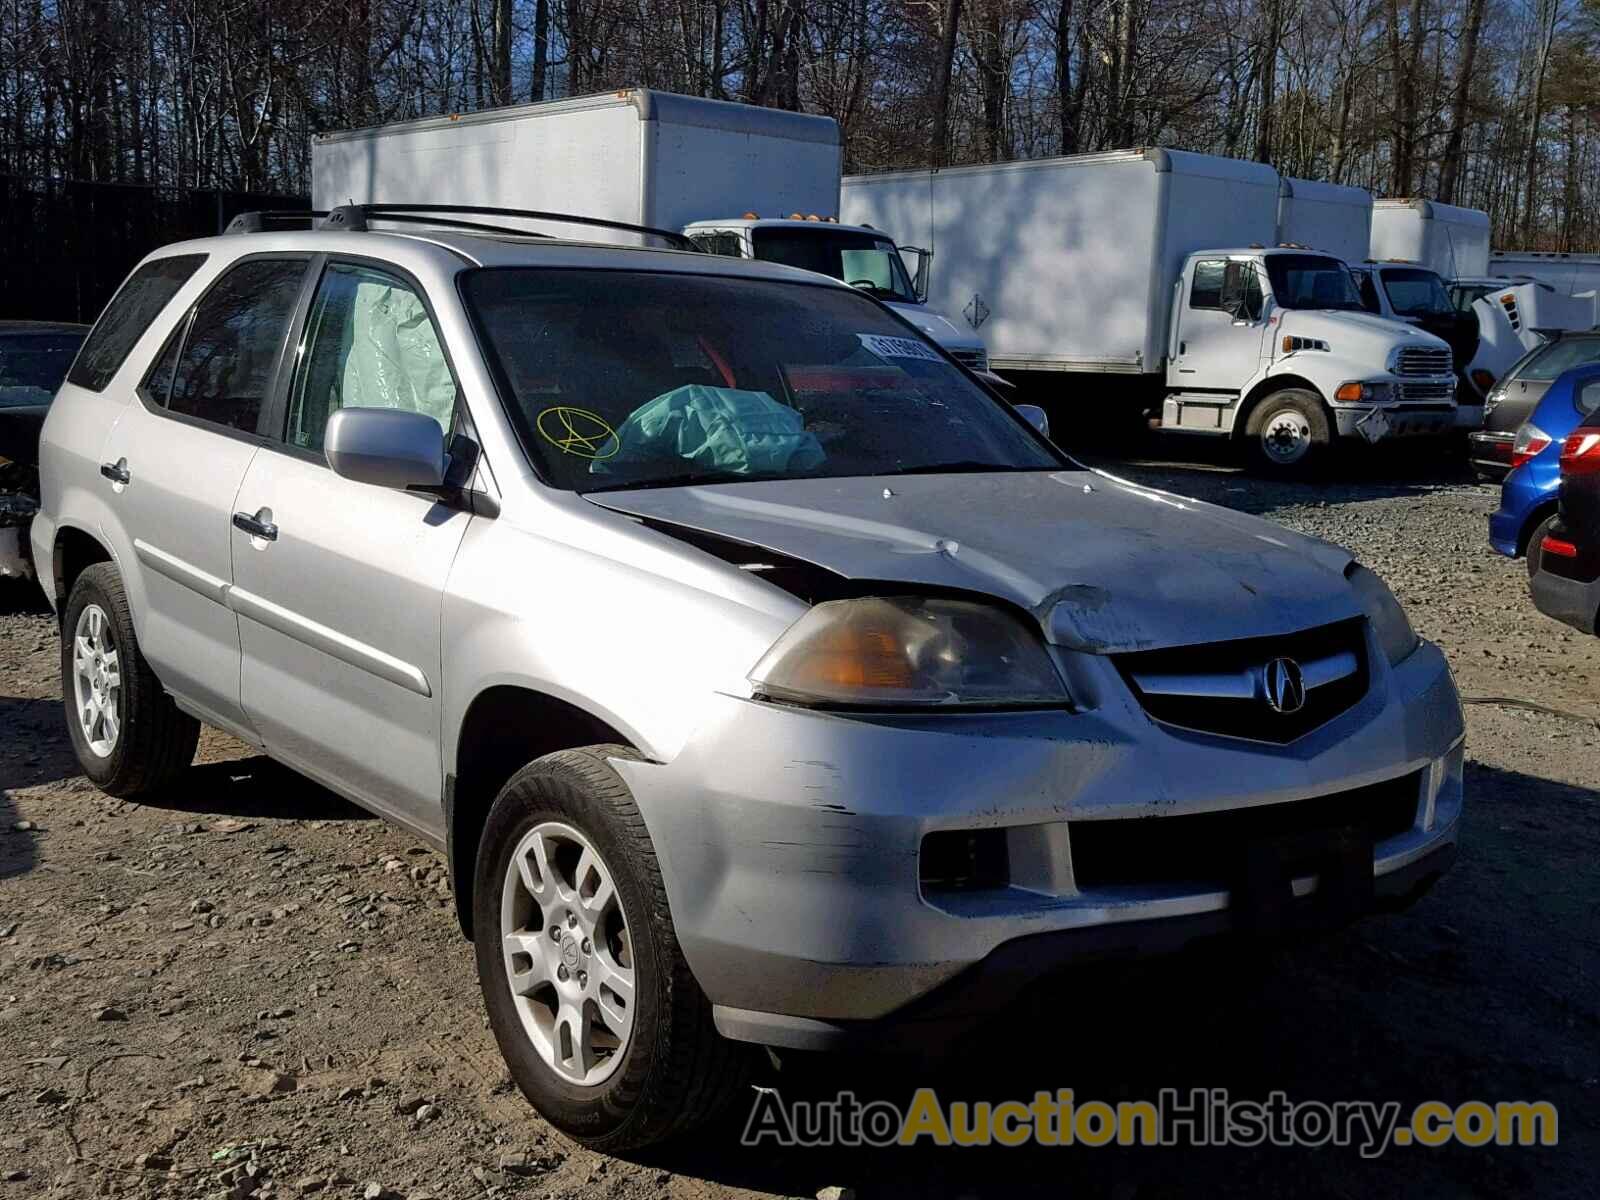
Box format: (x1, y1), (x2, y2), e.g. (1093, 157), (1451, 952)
(1015, 403), (1050, 438)
(324, 408), (448, 491)
(901, 245), (933, 302)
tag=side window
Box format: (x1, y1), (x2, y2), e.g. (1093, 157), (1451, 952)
(1579, 379), (1600, 417)
(690, 232), (741, 257)
(168, 259), (307, 434)
(285, 262), (458, 453)
(138, 320), (187, 409)
(1190, 260), (1226, 309)
(1218, 261), (1262, 320)
(67, 254), (207, 392)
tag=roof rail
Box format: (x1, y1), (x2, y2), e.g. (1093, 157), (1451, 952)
(322, 204), (699, 251)
(224, 210), (327, 235)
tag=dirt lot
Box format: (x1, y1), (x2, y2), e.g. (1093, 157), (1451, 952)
(1, 452), (1596, 1200)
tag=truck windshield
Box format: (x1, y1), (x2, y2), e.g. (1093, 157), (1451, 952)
(749, 227), (918, 303)
(1380, 268), (1455, 318)
(1263, 255), (1365, 311)
(463, 268), (1061, 493)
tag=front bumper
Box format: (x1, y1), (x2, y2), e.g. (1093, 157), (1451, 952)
(1332, 405), (1456, 442)
(617, 636), (1465, 1047)
(1530, 561), (1600, 635)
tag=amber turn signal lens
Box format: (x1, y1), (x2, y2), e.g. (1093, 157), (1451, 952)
(1335, 382), (1367, 403)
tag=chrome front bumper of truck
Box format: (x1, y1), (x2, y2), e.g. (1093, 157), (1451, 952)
(616, 636), (1465, 1051)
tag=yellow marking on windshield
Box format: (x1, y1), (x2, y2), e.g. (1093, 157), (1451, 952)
(536, 406), (620, 459)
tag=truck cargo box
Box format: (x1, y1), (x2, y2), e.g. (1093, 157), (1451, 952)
(1370, 199), (1490, 279)
(841, 148), (1280, 374)
(312, 89), (841, 242)
(1489, 250), (1600, 298)
(1276, 178), (1371, 263)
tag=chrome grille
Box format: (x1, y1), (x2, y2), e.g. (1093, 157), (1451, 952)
(1395, 346), (1452, 377)
(950, 347), (989, 373)
(1398, 380), (1455, 406)
(1115, 619), (1369, 744)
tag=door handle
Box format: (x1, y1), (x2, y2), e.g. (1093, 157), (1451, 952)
(232, 511), (278, 542)
(1179, 342), (1186, 355)
(99, 460), (130, 485)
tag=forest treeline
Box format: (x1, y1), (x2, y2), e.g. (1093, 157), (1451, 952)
(3, 0), (1599, 251)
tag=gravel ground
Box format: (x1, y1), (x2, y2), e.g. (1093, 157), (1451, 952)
(0, 448), (1596, 1200)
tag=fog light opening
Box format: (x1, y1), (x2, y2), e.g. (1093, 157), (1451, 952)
(920, 829), (1010, 894)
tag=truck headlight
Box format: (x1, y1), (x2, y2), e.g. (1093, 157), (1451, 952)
(1346, 563), (1419, 665)
(1334, 381), (1396, 405)
(748, 596), (1070, 708)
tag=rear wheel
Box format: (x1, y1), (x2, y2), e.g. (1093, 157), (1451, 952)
(1525, 512), (1558, 579)
(1244, 389), (1330, 476)
(61, 563), (199, 796)
(473, 745), (746, 1150)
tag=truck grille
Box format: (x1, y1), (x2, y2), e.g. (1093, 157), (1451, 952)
(1068, 771), (1421, 890)
(950, 347), (989, 373)
(1398, 380), (1455, 406)
(1394, 346), (1452, 377)
(1115, 619), (1369, 744)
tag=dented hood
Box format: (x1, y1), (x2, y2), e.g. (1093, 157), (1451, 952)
(587, 470), (1362, 653)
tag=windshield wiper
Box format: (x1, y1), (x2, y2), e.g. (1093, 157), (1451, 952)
(582, 468), (803, 494)
(881, 460), (1032, 476)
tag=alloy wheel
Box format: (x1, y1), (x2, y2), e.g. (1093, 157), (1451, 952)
(71, 603), (122, 758)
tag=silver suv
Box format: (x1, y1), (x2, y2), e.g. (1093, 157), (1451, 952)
(35, 208), (1465, 1151)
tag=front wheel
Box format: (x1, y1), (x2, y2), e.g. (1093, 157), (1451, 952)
(1243, 389), (1331, 476)
(472, 745), (746, 1151)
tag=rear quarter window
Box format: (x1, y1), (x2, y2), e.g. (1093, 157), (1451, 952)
(67, 254), (207, 392)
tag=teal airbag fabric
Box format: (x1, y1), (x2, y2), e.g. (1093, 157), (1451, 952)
(601, 385), (825, 475)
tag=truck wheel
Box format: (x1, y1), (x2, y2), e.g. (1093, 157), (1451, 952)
(473, 745), (747, 1151)
(1244, 390), (1330, 475)
(61, 563), (199, 797)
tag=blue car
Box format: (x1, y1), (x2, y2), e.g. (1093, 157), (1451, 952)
(1489, 361), (1600, 561)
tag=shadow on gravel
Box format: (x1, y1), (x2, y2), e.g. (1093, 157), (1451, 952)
(0, 576), (51, 616)
(137, 756), (373, 823)
(0, 694), (78, 791)
(643, 759), (1596, 1198)
(0, 787), (36, 879)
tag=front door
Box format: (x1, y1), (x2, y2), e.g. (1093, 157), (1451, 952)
(231, 260), (472, 830)
(1170, 258), (1268, 391)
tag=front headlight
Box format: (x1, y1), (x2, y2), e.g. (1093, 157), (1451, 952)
(1346, 563), (1419, 665)
(748, 595), (1069, 708)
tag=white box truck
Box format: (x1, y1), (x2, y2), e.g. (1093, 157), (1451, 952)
(1370, 199), (1491, 279)
(1489, 250), (1600, 297)
(311, 89), (990, 370)
(841, 148), (1458, 473)
(1277, 178), (1372, 263)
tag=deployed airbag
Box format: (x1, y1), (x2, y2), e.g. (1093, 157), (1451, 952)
(599, 385), (825, 475)
(342, 281), (456, 431)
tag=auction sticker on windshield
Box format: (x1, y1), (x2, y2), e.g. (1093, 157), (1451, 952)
(859, 333), (943, 362)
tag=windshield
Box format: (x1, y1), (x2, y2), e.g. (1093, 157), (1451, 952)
(1519, 335), (1600, 381)
(750, 227), (917, 303)
(0, 331), (86, 407)
(1450, 283), (1500, 313)
(1380, 268), (1454, 318)
(1263, 255), (1365, 311)
(464, 269), (1061, 493)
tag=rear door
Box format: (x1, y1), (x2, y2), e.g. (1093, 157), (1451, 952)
(96, 255), (310, 734)
(230, 259), (472, 829)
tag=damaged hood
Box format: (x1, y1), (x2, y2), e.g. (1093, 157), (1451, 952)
(587, 470), (1362, 653)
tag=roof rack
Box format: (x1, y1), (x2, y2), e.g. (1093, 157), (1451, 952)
(225, 203), (699, 251)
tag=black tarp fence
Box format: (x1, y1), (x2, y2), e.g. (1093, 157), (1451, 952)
(0, 175), (306, 324)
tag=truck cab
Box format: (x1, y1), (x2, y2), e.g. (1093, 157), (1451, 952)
(682, 216), (993, 377)
(1163, 248), (1458, 470)
(1350, 260), (1484, 421)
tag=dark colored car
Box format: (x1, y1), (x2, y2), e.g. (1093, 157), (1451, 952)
(1470, 333), (1600, 480)
(1530, 421), (1600, 635)
(0, 321), (89, 468)
(1488, 363), (1600, 564)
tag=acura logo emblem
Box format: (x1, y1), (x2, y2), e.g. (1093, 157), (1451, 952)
(1262, 657), (1306, 714)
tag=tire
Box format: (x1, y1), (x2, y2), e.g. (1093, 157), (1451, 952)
(472, 745), (747, 1151)
(1525, 512), (1558, 580)
(1243, 389), (1331, 476)
(61, 562), (199, 797)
